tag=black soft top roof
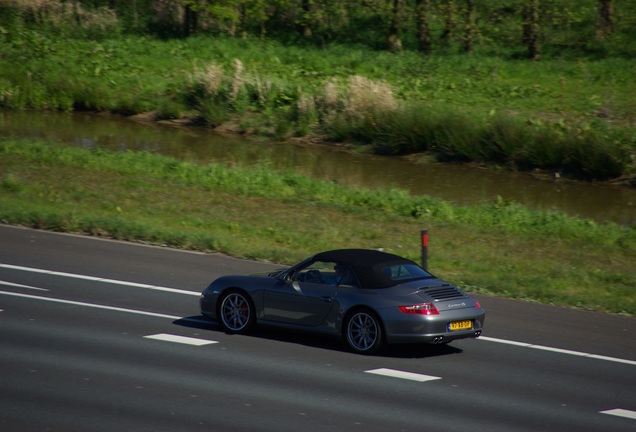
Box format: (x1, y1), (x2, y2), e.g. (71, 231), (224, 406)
(312, 249), (421, 289)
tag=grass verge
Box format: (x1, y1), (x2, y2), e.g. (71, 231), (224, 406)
(1, 137), (634, 315)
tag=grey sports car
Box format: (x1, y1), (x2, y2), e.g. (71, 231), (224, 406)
(200, 249), (485, 354)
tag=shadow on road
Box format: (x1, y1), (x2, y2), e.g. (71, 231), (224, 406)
(173, 315), (463, 359)
(172, 315), (216, 330)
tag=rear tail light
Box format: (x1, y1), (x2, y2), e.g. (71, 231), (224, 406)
(474, 300), (482, 309)
(398, 302), (439, 315)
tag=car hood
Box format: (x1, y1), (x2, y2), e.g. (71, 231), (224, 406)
(249, 268), (287, 278)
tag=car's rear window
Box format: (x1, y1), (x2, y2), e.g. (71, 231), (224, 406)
(382, 263), (432, 281)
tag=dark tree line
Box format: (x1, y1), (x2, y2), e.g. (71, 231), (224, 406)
(4, 0), (632, 59)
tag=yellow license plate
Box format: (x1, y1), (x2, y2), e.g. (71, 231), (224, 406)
(449, 320), (472, 331)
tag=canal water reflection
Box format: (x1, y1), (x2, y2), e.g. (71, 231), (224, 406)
(1, 111), (634, 226)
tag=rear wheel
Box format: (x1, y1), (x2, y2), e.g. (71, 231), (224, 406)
(218, 290), (255, 333)
(344, 309), (383, 354)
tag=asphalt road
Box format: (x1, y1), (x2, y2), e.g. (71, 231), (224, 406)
(1, 224), (635, 432)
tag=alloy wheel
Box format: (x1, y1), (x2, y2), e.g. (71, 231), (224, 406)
(220, 291), (253, 333)
(346, 310), (382, 354)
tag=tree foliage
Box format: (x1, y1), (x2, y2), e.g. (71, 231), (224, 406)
(0, 0), (634, 57)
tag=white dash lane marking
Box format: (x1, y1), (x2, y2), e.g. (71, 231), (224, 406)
(144, 333), (218, 346)
(478, 336), (636, 367)
(600, 409), (636, 420)
(0, 280), (49, 291)
(365, 368), (441, 382)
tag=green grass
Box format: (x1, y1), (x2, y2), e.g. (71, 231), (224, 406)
(1, 137), (634, 316)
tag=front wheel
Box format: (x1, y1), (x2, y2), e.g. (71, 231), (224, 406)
(218, 290), (255, 334)
(344, 310), (383, 355)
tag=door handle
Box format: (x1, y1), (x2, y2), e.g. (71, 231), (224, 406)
(321, 296), (333, 303)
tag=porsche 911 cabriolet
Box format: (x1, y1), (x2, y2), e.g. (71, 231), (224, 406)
(200, 249), (485, 354)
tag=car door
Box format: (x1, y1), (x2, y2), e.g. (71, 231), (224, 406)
(262, 260), (338, 326)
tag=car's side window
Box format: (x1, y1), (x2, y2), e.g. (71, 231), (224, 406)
(333, 262), (357, 287)
(382, 264), (431, 281)
(292, 261), (332, 284)
(292, 260), (354, 286)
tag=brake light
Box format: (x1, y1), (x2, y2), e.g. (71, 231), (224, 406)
(398, 302), (439, 315)
(474, 300), (482, 309)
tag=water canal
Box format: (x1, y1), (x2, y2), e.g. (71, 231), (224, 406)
(1, 111), (634, 226)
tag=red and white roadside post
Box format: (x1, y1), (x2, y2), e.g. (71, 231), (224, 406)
(421, 229), (428, 270)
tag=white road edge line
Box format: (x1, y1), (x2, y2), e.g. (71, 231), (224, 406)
(0, 263), (198, 296)
(365, 368), (441, 382)
(0, 280), (49, 291)
(0, 290), (209, 325)
(600, 409), (636, 420)
(144, 333), (218, 346)
(478, 336), (636, 366)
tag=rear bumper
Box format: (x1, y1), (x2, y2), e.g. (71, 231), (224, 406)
(383, 307), (485, 345)
(386, 328), (483, 344)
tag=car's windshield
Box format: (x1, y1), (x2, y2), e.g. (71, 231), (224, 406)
(382, 263), (432, 281)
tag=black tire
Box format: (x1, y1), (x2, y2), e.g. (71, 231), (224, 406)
(217, 289), (255, 334)
(344, 309), (383, 355)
